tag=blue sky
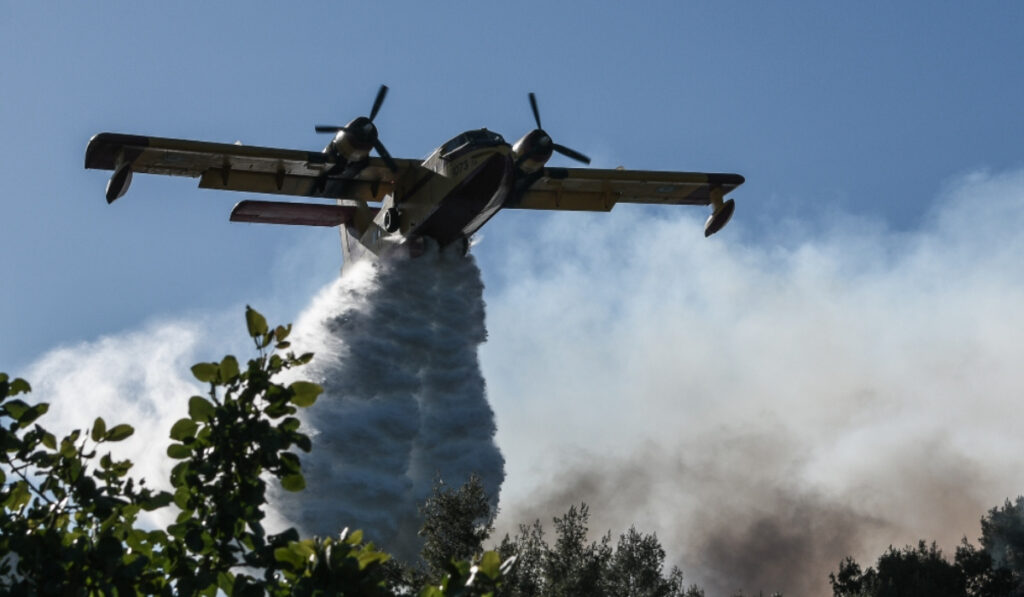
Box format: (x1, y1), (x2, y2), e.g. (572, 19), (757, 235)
(3, 2), (1021, 368)
(4, 3), (1024, 591)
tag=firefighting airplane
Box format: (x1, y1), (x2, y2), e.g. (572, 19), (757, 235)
(85, 86), (744, 260)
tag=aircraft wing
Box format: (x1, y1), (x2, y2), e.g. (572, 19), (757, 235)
(229, 200), (358, 227)
(85, 132), (424, 203)
(507, 167), (745, 212)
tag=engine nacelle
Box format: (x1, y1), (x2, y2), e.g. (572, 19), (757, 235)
(511, 129), (553, 174)
(325, 116), (377, 164)
(314, 85), (398, 174)
(106, 163), (133, 203)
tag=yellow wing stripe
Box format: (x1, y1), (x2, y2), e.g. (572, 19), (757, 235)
(509, 167), (744, 210)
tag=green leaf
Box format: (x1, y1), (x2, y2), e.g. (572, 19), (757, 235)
(0, 375), (30, 401)
(170, 461), (189, 485)
(169, 418), (198, 441)
(173, 487), (191, 510)
(91, 417), (107, 442)
(3, 399), (30, 420)
(289, 541), (316, 561)
(217, 572), (234, 594)
(60, 437), (77, 458)
(166, 522), (187, 539)
(281, 473), (306, 492)
(274, 546), (304, 569)
(476, 551), (502, 580)
(279, 452), (301, 473)
(357, 548), (389, 570)
(105, 424), (134, 442)
(219, 355), (240, 380)
(7, 481), (30, 510)
(245, 306), (268, 338)
(42, 432), (56, 450)
(289, 381), (322, 408)
(16, 403), (48, 427)
(140, 491), (173, 511)
(9, 378), (30, 395)
(264, 400), (295, 419)
(191, 362), (218, 383)
(69, 458), (83, 481)
(188, 396), (215, 422)
(167, 443), (191, 459)
(270, 527), (300, 545)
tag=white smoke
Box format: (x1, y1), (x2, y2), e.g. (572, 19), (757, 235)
(23, 318), (213, 528)
(483, 168), (1024, 595)
(268, 245), (505, 559)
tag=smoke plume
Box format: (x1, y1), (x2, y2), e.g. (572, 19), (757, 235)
(22, 315), (237, 530)
(484, 169), (1024, 595)
(20, 167), (1024, 593)
(269, 245), (505, 559)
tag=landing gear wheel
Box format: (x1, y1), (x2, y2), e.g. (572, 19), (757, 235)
(460, 237), (470, 256)
(383, 207), (401, 233)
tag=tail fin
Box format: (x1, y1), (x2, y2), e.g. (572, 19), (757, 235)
(339, 221), (360, 269)
(337, 199), (376, 269)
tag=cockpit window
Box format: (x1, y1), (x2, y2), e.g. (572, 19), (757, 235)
(440, 129), (506, 159)
(466, 130), (504, 143)
(441, 135), (468, 156)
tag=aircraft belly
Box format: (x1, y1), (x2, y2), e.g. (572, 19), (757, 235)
(414, 153), (511, 246)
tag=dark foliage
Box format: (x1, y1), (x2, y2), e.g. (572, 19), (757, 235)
(420, 474), (497, 580)
(831, 530), (1024, 597)
(493, 503), (701, 597)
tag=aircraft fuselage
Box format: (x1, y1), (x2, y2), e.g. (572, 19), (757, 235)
(348, 129), (514, 257)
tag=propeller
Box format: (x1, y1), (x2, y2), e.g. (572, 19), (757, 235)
(523, 92), (590, 165)
(315, 85), (398, 172)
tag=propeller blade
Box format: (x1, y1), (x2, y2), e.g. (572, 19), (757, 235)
(529, 92), (542, 129)
(553, 143), (591, 165)
(369, 85), (389, 122)
(315, 125), (348, 134)
(373, 139), (398, 173)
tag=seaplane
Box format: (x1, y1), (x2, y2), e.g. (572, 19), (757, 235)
(85, 86), (744, 261)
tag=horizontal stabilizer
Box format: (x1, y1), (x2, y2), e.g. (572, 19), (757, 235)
(230, 200), (356, 227)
